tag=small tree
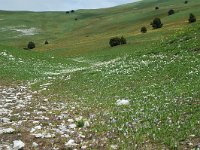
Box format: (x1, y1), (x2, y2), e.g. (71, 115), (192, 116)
(71, 10), (75, 13)
(151, 18), (163, 29)
(155, 6), (159, 10)
(184, 1), (188, 4)
(45, 40), (49, 45)
(141, 26), (147, 33)
(109, 37), (121, 47)
(66, 11), (70, 14)
(188, 13), (196, 23)
(27, 41), (35, 49)
(120, 36), (127, 45)
(168, 9), (175, 16)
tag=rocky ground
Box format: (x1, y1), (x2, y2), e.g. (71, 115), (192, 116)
(0, 84), (108, 150)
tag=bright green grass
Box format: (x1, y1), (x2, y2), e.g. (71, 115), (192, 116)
(0, 0), (200, 149)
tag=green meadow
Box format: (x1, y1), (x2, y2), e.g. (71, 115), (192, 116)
(0, 0), (199, 149)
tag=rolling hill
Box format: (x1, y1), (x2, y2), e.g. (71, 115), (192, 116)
(0, 0), (200, 149)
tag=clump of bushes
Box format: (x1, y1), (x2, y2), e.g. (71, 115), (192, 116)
(27, 41), (35, 49)
(109, 36), (127, 47)
(151, 18), (163, 29)
(75, 18), (78, 21)
(66, 11), (70, 14)
(184, 1), (188, 4)
(168, 9), (175, 16)
(188, 13), (196, 23)
(155, 6), (159, 10)
(141, 26), (147, 33)
(71, 10), (75, 13)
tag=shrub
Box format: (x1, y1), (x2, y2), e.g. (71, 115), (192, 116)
(120, 36), (127, 45)
(151, 18), (163, 29)
(141, 26), (147, 33)
(168, 9), (175, 16)
(45, 40), (49, 45)
(184, 1), (188, 4)
(109, 37), (121, 47)
(188, 13), (196, 23)
(66, 11), (70, 14)
(155, 6), (159, 10)
(27, 41), (35, 49)
(71, 10), (75, 13)
(109, 36), (127, 47)
(75, 18), (78, 21)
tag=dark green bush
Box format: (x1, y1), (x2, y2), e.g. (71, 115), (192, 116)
(71, 10), (75, 13)
(188, 13), (196, 23)
(155, 7), (159, 10)
(109, 36), (127, 47)
(151, 18), (163, 29)
(168, 9), (175, 16)
(66, 11), (70, 14)
(141, 26), (147, 33)
(184, 1), (188, 4)
(27, 41), (35, 49)
(45, 40), (49, 45)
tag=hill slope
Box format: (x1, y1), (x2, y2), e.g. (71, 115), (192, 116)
(0, 0), (200, 149)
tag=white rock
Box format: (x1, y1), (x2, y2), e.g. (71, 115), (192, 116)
(110, 144), (118, 149)
(13, 140), (25, 150)
(32, 142), (38, 148)
(65, 139), (77, 147)
(69, 124), (76, 129)
(67, 119), (74, 123)
(1, 117), (10, 123)
(84, 121), (90, 128)
(81, 145), (87, 149)
(116, 99), (130, 106)
(2, 128), (15, 134)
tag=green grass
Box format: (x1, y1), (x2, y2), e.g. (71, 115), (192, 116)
(0, 0), (200, 149)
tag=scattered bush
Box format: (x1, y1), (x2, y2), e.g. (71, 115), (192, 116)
(188, 13), (196, 23)
(120, 36), (127, 45)
(66, 11), (70, 14)
(184, 1), (188, 4)
(109, 36), (127, 47)
(141, 26), (147, 33)
(155, 6), (159, 10)
(168, 9), (175, 16)
(45, 40), (49, 45)
(151, 18), (163, 29)
(27, 41), (35, 49)
(75, 18), (78, 21)
(109, 37), (121, 47)
(71, 10), (75, 13)
(76, 120), (84, 128)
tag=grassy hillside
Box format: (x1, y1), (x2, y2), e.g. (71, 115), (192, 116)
(0, 0), (200, 149)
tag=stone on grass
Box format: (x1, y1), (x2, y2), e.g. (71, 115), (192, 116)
(13, 140), (25, 150)
(116, 99), (130, 106)
(65, 139), (77, 147)
(32, 142), (38, 148)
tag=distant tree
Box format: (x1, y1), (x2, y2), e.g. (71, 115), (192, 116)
(27, 41), (35, 49)
(168, 9), (175, 16)
(188, 13), (196, 23)
(151, 18), (163, 29)
(66, 11), (70, 14)
(45, 40), (49, 45)
(184, 1), (188, 4)
(155, 6), (159, 10)
(120, 36), (127, 45)
(109, 37), (121, 47)
(71, 10), (75, 13)
(141, 26), (147, 33)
